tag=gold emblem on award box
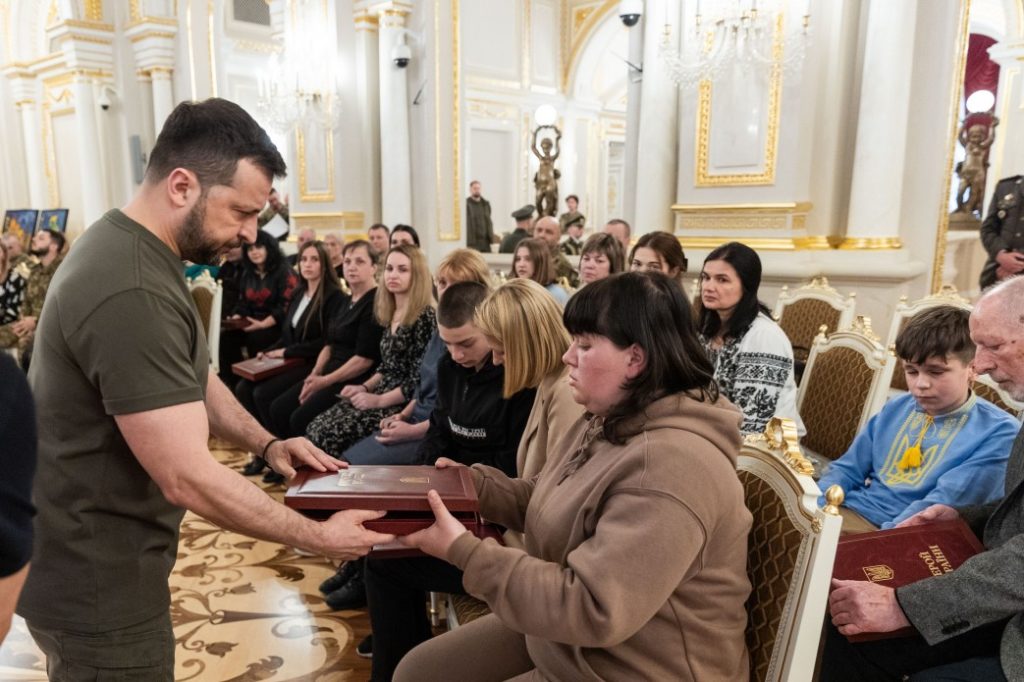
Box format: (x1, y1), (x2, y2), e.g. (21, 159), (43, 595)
(862, 565), (895, 582)
(400, 476), (429, 484)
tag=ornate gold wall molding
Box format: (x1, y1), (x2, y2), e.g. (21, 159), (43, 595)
(295, 127), (336, 202)
(466, 98), (518, 121)
(84, 0), (103, 22)
(434, 0), (460, 241)
(677, 236), (834, 251)
(930, 0), (972, 293)
(672, 202), (812, 231)
(560, 0), (615, 92)
(292, 211), (365, 233)
(838, 236), (903, 250)
(694, 14), (783, 187)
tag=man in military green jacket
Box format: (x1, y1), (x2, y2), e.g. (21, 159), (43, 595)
(534, 216), (579, 288)
(980, 175), (1024, 288)
(499, 205), (535, 253)
(465, 180), (494, 252)
(558, 194), (585, 235)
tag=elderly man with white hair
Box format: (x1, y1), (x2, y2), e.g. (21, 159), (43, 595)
(820, 276), (1024, 682)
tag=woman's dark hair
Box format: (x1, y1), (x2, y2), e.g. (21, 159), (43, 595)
(564, 271), (718, 444)
(696, 241), (771, 341)
(242, 230), (285, 275)
(296, 240), (341, 337)
(630, 231), (688, 276)
(580, 233), (625, 274)
(390, 224), (421, 247)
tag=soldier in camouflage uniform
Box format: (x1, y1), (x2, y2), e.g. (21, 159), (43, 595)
(5, 229), (65, 365)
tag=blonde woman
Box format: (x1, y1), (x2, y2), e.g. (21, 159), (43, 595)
(363, 278), (581, 678)
(306, 244), (436, 457)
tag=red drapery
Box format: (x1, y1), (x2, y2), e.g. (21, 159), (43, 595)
(964, 33), (1000, 128)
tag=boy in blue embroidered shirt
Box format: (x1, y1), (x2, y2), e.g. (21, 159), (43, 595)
(817, 305), (1017, 532)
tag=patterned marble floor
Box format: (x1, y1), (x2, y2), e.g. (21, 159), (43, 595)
(0, 446), (373, 681)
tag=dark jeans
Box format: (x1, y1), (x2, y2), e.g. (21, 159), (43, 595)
(27, 610), (174, 682)
(234, 363), (310, 427)
(365, 555), (467, 682)
(820, 619), (1006, 681)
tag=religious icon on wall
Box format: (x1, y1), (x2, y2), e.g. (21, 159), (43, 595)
(2, 209), (39, 248)
(37, 208), (69, 233)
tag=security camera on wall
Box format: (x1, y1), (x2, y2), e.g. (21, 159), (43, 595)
(392, 43), (411, 69)
(97, 85), (117, 111)
(619, 0), (642, 27)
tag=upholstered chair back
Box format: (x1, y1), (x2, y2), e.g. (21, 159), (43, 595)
(740, 418), (843, 682)
(188, 270), (223, 374)
(798, 317), (894, 465)
(773, 277), (856, 378)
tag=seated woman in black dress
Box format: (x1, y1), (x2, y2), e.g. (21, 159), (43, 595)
(219, 230), (297, 385)
(266, 240), (385, 442)
(236, 241), (346, 477)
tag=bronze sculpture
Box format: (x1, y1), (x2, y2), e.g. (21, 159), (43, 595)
(532, 125), (561, 217)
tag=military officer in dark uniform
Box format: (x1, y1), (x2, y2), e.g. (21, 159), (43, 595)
(980, 175), (1024, 288)
(499, 205), (535, 254)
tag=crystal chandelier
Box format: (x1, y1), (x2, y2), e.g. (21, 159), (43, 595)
(660, 0), (811, 90)
(256, 0), (341, 133)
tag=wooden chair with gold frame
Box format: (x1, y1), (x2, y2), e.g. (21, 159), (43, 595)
(740, 417), (844, 681)
(187, 270), (223, 374)
(773, 277), (857, 383)
(797, 317), (895, 475)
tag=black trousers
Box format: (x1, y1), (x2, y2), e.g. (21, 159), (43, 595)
(234, 363), (310, 428)
(267, 377), (347, 438)
(819, 619), (1006, 681)
(365, 555), (467, 682)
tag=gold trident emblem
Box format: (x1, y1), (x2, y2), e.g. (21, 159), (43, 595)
(862, 565), (894, 582)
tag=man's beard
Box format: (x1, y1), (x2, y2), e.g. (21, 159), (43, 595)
(30, 246), (48, 257)
(177, 198), (233, 265)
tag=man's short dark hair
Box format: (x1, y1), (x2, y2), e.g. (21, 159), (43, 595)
(44, 229), (66, 254)
(145, 98), (286, 188)
(438, 281), (488, 328)
(566, 194), (579, 203)
(606, 218), (631, 238)
(368, 223), (390, 235)
(895, 305), (975, 365)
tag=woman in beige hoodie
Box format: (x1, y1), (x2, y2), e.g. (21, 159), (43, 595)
(399, 272), (753, 681)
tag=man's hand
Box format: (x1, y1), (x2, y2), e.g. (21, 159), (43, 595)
(375, 419), (420, 445)
(399, 490), (470, 559)
(829, 579), (911, 637)
(895, 504), (958, 528)
(995, 250), (1024, 274)
(317, 509), (395, 560)
(11, 317), (36, 337)
(265, 438), (343, 480)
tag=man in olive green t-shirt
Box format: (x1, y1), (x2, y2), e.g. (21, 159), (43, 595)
(16, 99), (394, 681)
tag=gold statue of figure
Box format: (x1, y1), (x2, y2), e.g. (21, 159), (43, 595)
(531, 125), (562, 217)
(955, 116), (999, 215)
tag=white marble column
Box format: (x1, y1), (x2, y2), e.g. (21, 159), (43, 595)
(622, 14), (645, 226)
(149, 67), (175, 132)
(985, 41), (1024, 209)
(71, 74), (106, 226)
(841, 0), (919, 248)
(633, 0), (680, 234)
(5, 71), (49, 208)
(375, 2), (413, 226)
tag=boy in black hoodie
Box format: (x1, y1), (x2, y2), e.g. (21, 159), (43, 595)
(417, 282), (536, 476)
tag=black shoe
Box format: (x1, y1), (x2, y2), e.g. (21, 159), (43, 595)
(325, 572), (367, 610)
(242, 457), (267, 476)
(262, 470), (285, 485)
(355, 634), (372, 658)
(319, 560), (360, 594)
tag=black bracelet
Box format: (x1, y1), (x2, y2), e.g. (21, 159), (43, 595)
(260, 437), (281, 461)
